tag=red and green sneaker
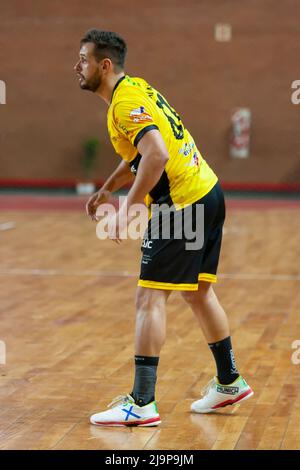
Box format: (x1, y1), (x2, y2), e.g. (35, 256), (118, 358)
(191, 375), (254, 413)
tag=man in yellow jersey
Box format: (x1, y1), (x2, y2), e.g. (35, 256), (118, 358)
(75, 30), (253, 426)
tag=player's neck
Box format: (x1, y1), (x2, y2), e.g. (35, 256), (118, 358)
(95, 72), (125, 106)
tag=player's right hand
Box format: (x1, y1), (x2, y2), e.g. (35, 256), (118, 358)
(86, 189), (111, 221)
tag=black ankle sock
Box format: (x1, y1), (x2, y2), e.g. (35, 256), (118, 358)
(208, 336), (239, 385)
(131, 355), (159, 406)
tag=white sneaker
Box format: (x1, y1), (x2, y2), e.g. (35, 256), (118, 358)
(191, 375), (254, 413)
(90, 394), (161, 427)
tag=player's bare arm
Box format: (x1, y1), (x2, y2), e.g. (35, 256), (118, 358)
(107, 129), (169, 243)
(126, 129), (169, 207)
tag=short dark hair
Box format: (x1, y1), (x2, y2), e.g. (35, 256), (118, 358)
(80, 29), (127, 70)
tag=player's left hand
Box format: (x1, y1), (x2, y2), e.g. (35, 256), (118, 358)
(107, 210), (127, 244)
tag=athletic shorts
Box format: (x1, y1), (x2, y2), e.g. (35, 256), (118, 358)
(138, 181), (225, 291)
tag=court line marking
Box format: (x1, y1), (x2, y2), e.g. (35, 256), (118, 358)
(0, 268), (299, 281)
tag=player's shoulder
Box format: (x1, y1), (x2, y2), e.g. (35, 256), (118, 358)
(121, 75), (150, 91)
(114, 75), (153, 105)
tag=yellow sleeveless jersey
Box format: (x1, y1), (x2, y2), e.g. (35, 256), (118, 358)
(107, 75), (218, 208)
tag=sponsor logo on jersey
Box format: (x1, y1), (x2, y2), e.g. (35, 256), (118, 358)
(193, 153), (199, 166)
(184, 152), (200, 168)
(130, 106), (153, 123)
(118, 122), (129, 134)
(179, 142), (195, 156)
(115, 117), (129, 134)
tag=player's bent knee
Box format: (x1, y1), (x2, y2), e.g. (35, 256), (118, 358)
(181, 282), (214, 305)
(181, 290), (199, 306)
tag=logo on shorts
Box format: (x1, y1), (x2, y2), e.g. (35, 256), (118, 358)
(130, 106), (153, 123)
(142, 239), (153, 249)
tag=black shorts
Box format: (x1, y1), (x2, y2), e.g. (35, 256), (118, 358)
(138, 181), (225, 291)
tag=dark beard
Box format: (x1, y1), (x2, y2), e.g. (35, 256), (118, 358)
(80, 70), (101, 92)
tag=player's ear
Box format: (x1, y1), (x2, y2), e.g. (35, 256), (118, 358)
(101, 58), (112, 72)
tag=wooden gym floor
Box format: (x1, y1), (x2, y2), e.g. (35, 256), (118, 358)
(0, 195), (300, 450)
